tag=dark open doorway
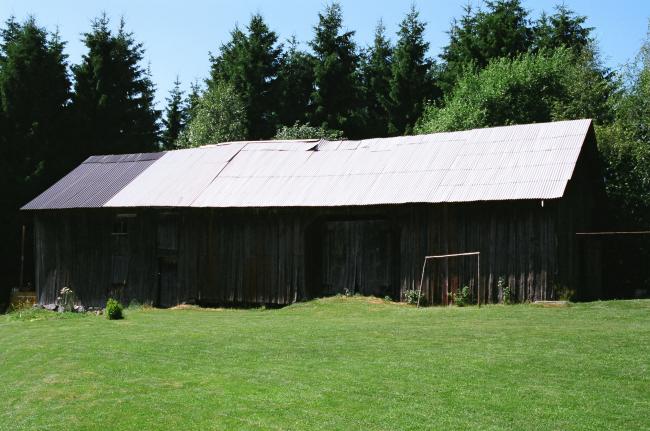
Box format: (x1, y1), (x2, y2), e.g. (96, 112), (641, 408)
(317, 219), (397, 299)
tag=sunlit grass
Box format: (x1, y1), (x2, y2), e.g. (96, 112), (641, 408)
(1, 297), (649, 430)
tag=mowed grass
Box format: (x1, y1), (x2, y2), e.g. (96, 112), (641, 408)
(1, 298), (649, 430)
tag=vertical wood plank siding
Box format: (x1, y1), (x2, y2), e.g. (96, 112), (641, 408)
(33, 194), (599, 307)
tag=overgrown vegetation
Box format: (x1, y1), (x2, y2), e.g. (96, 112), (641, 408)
(56, 287), (76, 312)
(1, 297), (649, 430)
(403, 288), (424, 305)
(274, 121), (343, 140)
(451, 285), (472, 307)
(499, 277), (513, 304)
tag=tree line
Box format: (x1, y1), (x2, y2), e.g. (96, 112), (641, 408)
(1, 0), (650, 291)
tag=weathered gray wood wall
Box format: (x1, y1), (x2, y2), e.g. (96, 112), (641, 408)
(32, 199), (599, 307)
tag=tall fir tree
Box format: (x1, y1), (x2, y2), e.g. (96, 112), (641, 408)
(388, 6), (437, 135)
(275, 36), (314, 128)
(161, 77), (188, 149)
(209, 14), (281, 139)
(0, 17), (71, 289)
(533, 5), (593, 54)
(71, 15), (160, 157)
(360, 20), (392, 137)
(186, 81), (202, 123)
(309, 2), (362, 137)
(439, 0), (532, 92)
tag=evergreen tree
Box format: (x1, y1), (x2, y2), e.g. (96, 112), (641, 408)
(0, 17), (72, 199)
(0, 16), (71, 288)
(309, 2), (361, 137)
(439, 0), (532, 92)
(275, 36), (314, 128)
(533, 5), (593, 54)
(209, 14), (281, 139)
(360, 20), (392, 137)
(388, 6), (437, 135)
(161, 77), (188, 149)
(71, 15), (160, 157)
(186, 81), (202, 123)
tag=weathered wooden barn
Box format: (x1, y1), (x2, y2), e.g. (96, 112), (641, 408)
(22, 119), (604, 307)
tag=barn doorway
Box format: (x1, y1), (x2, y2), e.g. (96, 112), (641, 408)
(156, 213), (179, 307)
(320, 220), (396, 299)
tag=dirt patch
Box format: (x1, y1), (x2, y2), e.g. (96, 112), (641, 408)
(533, 300), (570, 308)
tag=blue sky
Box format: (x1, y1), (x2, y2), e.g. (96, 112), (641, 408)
(2, 0), (649, 107)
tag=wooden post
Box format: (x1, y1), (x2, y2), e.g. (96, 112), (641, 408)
(476, 253), (481, 308)
(19, 224), (26, 289)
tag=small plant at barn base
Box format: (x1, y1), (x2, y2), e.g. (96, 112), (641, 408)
(451, 286), (472, 307)
(57, 287), (77, 312)
(106, 298), (124, 320)
(403, 288), (424, 305)
(498, 277), (513, 304)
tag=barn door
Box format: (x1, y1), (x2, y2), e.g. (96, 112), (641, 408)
(156, 213), (179, 307)
(321, 220), (394, 298)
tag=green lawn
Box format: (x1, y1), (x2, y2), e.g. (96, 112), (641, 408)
(1, 298), (649, 430)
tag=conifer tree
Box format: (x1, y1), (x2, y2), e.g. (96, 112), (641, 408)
(185, 81), (202, 123)
(0, 16), (71, 197)
(275, 36), (314, 128)
(360, 20), (392, 137)
(209, 14), (281, 139)
(71, 15), (160, 156)
(388, 6), (437, 135)
(161, 77), (188, 149)
(0, 16), (71, 288)
(309, 2), (361, 136)
(439, 0), (532, 92)
(533, 5), (593, 54)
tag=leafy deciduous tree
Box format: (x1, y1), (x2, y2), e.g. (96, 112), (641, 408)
(274, 121), (342, 140)
(416, 48), (614, 133)
(177, 81), (247, 147)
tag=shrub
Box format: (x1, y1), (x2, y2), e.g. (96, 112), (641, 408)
(452, 286), (472, 307)
(274, 121), (343, 140)
(105, 298), (124, 320)
(403, 289), (424, 305)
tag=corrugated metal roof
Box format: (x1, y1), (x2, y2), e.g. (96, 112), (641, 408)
(24, 119), (593, 210)
(21, 153), (164, 210)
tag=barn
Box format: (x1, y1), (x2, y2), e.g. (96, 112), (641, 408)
(21, 119), (604, 307)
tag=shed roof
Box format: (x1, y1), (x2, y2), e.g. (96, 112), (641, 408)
(22, 119), (593, 210)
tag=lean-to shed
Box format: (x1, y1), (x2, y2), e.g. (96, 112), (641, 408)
(22, 119), (604, 306)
